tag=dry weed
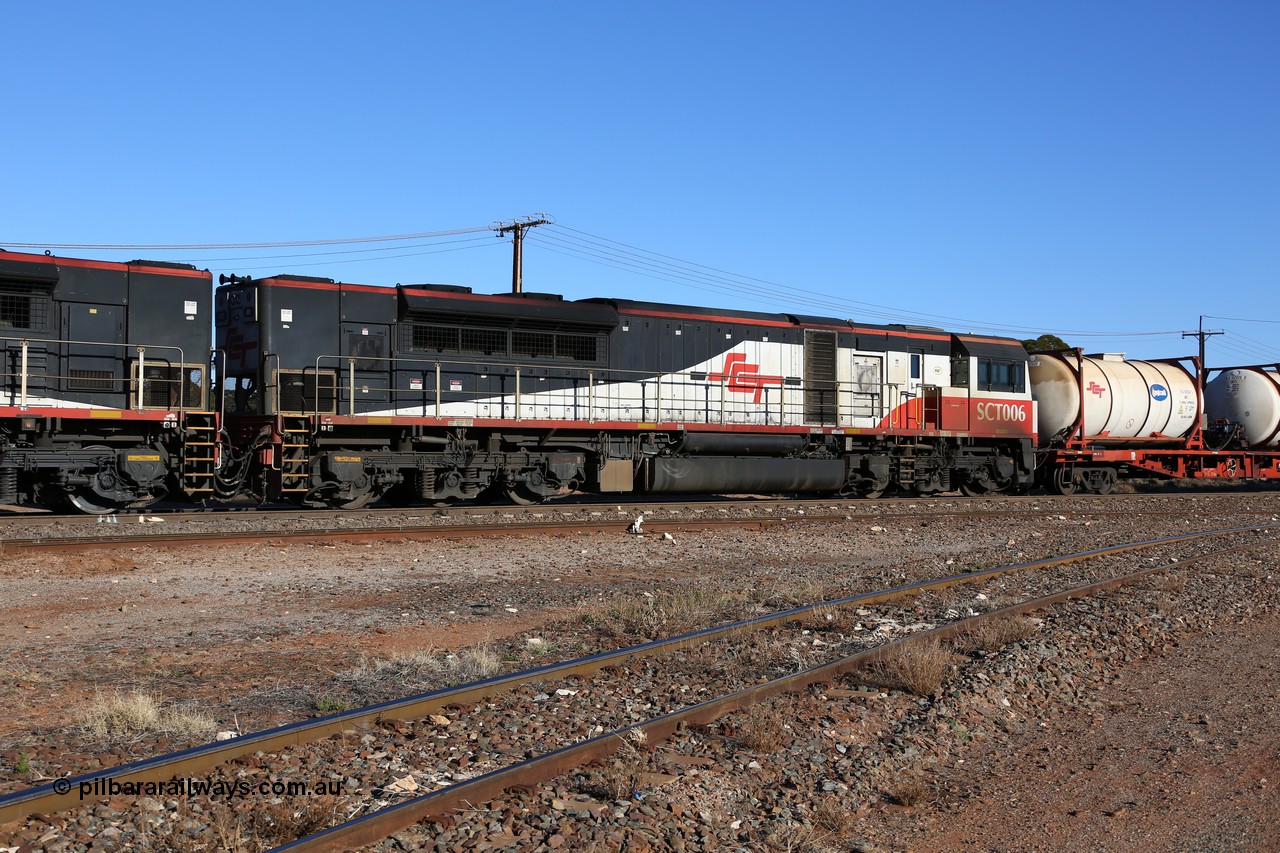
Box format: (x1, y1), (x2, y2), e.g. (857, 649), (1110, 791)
(584, 586), (743, 639)
(761, 825), (842, 853)
(250, 795), (340, 845)
(80, 691), (216, 743)
(591, 728), (648, 801)
(950, 614), (1037, 653)
(868, 639), (962, 697)
(810, 603), (858, 632)
(811, 795), (856, 834)
(1149, 572), (1187, 593)
(337, 646), (500, 693)
(0, 662), (53, 685)
(737, 698), (795, 752)
(889, 777), (934, 807)
(1235, 561), (1266, 579)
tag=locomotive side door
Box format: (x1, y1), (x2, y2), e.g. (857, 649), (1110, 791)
(339, 323), (389, 413)
(904, 347), (925, 429)
(849, 354), (883, 425)
(63, 303), (125, 408)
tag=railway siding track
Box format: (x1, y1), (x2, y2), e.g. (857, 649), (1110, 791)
(280, 548), (1254, 853)
(1, 524), (1273, 844)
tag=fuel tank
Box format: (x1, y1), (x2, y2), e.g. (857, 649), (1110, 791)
(646, 457), (846, 493)
(1028, 352), (1198, 444)
(1204, 367), (1280, 448)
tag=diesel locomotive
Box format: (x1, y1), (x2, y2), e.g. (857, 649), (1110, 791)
(0, 250), (215, 512)
(212, 271), (1040, 508)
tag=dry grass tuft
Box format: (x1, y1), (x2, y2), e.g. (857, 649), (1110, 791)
(811, 795), (856, 835)
(810, 603), (859, 632)
(868, 639), (963, 697)
(737, 698), (795, 753)
(592, 727), (648, 801)
(950, 614), (1037, 654)
(0, 662), (53, 685)
(889, 777), (934, 807)
(584, 586), (744, 639)
(337, 646), (500, 693)
(250, 796), (340, 844)
(1149, 572), (1187, 593)
(1235, 561), (1266, 579)
(81, 691), (216, 743)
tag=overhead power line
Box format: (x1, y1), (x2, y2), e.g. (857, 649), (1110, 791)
(536, 224), (1183, 340)
(2, 226), (492, 251)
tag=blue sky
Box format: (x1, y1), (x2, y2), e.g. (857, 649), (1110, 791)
(3, 2), (1277, 363)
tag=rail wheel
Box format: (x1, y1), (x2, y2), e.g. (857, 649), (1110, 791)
(1048, 467), (1078, 496)
(960, 478), (1011, 497)
(504, 486), (545, 505)
(63, 489), (137, 515)
(327, 490), (378, 510)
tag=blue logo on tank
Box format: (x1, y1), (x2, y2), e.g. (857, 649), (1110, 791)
(1150, 384), (1168, 401)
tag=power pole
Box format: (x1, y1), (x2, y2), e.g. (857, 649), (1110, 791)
(1182, 315), (1224, 390)
(494, 216), (550, 294)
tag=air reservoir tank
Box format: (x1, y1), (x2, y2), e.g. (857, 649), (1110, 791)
(1204, 367), (1280, 448)
(1028, 352), (1198, 444)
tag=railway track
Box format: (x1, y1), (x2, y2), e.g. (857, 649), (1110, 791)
(3, 492), (1277, 552)
(1, 487), (1275, 530)
(2, 523), (1274, 848)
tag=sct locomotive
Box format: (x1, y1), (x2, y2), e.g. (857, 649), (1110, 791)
(214, 271), (1038, 507)
(0, 250), (216, 512)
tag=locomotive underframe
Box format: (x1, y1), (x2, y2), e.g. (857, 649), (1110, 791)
(247, 415), (1037, 507)
(0, 413), (217, 512)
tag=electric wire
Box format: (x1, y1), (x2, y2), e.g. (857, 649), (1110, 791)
(2, 226), (493, 251)
(536, 225), (1185, 341)
(173, 235), (496, 264)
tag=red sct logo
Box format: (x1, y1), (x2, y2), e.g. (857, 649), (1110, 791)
(708, 353), (783, 403)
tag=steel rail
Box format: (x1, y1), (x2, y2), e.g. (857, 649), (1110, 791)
(0, 517), (784, 553)
(0, 523), (1273, 826)
(276, 532), (1276, 852)
(2, 488), (1272, 526)
(5, 502), (1277, 552)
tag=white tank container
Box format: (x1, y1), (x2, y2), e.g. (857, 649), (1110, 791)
(1028, 353), (1198, 443)
(1204, 368), (1280, 448)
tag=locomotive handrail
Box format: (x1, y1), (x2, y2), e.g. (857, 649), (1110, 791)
(211, 348), (227, 421)
(295, 349), (926, 431)
(0, 335), (190, 413)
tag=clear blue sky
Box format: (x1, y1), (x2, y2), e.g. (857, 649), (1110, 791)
(3, 2), (1276, 364)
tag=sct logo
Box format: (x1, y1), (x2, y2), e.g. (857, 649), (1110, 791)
(1150, 384), (1169, 401)
(708, 353), (782, 403)
(976, 402), (1029, 422)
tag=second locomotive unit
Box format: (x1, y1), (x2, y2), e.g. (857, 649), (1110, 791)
(0, 250), (216, 512)
(215, 272), (1037, 507)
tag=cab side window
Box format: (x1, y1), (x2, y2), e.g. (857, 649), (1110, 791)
(976, 358), (1025, 393)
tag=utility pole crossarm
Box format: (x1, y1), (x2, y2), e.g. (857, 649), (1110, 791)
(1182, 315), (1224, 386)
(494, 216), (551, 294)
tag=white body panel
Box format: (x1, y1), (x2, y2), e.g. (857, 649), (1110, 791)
(1205, 368), (1280, 448)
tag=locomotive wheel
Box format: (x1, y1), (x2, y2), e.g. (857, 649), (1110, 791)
(504, 486), (545, 505)
(960, 480), (1010, 497)
(64, 489), (135, 515)
(326, 490), (378, 510)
